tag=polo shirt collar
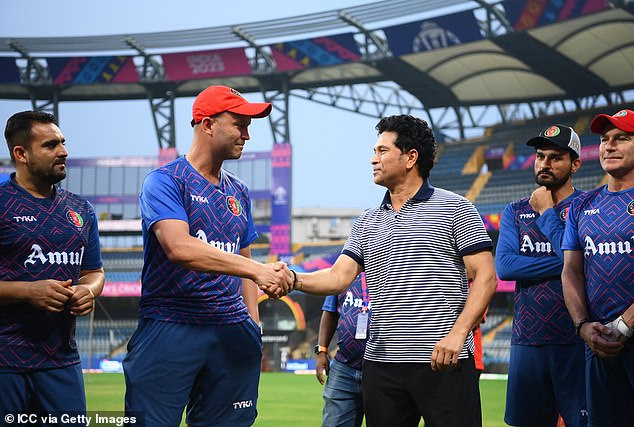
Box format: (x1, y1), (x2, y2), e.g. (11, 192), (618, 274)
(380, 179), (435, 209)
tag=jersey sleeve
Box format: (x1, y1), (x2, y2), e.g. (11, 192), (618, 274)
(240, 188), (258, 249)
(495, 202), (562, 282)
(453, 198), (493, 256)
(322, 294), (338, 313)
(139, 170), (188, 229)
(562, 198), (582, 251)
(342, 211), (367, 268)
(80, 203), (103, 271)
(535, 208), (566, 261)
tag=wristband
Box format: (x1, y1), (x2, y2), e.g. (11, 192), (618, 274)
(615, 316), (634, 338)
(575, 319), (590, 336)
(314, 345), (328, 355)
(290, 269), (303, 291)
(290, 270), (297, 290)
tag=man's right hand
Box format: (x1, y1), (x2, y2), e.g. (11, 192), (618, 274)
(579, 321), (624, 358)
(27, 279), (74, 312)
(315, 352), (330, 385)
(529, 186), (554, 215)
(254, 262), (293, 299)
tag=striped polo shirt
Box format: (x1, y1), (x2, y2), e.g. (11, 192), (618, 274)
(342, 180), (492, 363)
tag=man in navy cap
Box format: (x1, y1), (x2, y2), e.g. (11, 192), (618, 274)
(496, 124), (586, 426)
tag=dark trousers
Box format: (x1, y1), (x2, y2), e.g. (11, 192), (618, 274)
(362, 356), (481, 427)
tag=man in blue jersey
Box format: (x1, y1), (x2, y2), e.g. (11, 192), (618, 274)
(0, 111), (105, 423)
(496, 124), (587, 426)
(123, 86), (293, 427)
(293, 114), (497, 427)
(562, 109), (634, 427)
(315, 274), (370, 427)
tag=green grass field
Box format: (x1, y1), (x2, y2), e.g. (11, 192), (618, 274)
(85, 372), (507, 426)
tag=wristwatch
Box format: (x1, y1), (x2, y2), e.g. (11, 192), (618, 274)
(314, 345), (328, 355)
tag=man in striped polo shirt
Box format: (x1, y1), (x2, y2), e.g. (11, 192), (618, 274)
(295, 114), (497, 427)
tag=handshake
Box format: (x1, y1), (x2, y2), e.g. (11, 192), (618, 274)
(254, 261), (298, 300)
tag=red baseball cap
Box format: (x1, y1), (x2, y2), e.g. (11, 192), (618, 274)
(191, 86), (272, 126)
(590, 109), (634, 134)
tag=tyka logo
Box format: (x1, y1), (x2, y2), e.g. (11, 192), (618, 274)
(233, 400), (253, 410)
(13, 215), (37, 222)
(191, 194), (209, 204)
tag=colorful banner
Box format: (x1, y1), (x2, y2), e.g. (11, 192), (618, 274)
(48, 56), (138, 84)
(503, 0), (609, 31)
(383, 10), (483, 56)
(67, 157), (158, 167)
(496, 278), (515, 292)
(270, 33), (361, 71)
(481, 213), (501, 231)
(0, 58), (20, 83)
(270, 143), (292, 255)
(101, 281), (141, 297)
(580, 143), (600, 161)
(84, 195), (139, 204)
(162, 48), (251, 80)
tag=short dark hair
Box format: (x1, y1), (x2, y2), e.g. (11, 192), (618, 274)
(4, 110), (58, 162)
(375, 114), (436, 179)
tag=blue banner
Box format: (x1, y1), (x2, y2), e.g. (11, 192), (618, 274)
(384, 10), (483, 56)
(270, 143), (292, 256)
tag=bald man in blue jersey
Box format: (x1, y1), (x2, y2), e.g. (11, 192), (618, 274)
(123, 86), (293, 427)
(562, 109), (634, 427)
(496, 124), (586, 427)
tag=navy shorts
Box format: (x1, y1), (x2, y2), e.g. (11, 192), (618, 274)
(586, 350), (634, 427)
(123, 317), (262, 427)
(505, 343), (587, 427)
(0, 363), (86, 425)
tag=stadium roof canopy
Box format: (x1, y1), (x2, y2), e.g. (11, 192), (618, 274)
(0, 0), (633, 141)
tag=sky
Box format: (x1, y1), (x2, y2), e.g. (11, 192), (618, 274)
(0, 0), (407, 209)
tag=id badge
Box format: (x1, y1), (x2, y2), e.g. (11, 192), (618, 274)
(355, 311), (369, 339)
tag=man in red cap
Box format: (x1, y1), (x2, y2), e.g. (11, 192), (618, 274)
(124, 86), (291, 426)
(562, 109), (634, 426)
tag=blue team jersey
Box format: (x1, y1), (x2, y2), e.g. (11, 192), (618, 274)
(322, 274), (370, 370)
(139, 156), (258, 325)
(496, 190), (582, 345)
(562, 185), (634, 353)
(0, 176), (102, 370)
